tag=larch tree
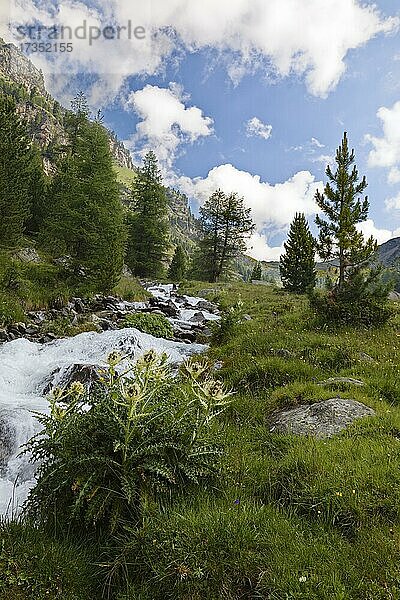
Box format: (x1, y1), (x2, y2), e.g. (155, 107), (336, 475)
(197, 189), (255, 282)
(126, 151), (169, 278)
(0, 95), (43, 246)
(42, 116), (125, 291)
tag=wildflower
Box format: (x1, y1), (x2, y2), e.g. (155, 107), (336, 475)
(299, 575), (307, 583)
(142, 349), (157, 364)
(123, 381), (141, 399)
(69, 381), (85, 397)
(234, 499), (240, 505)
(108, 351), (122, 366)
(185, 360), (208, 379)
(203, 379), (229, 401)
(50, 387), (64, 400)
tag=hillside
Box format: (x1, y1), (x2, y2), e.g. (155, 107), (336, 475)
(0, 37), (198, 250)
(378, 237), (400, 267)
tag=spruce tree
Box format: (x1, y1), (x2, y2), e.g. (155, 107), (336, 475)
(197, 189), (255, 282)
(126, 151), (169, 278)
(280, 213), (316, 292)
(251, 261), (262, 280)
(315, 132), (376, 289)
(42, 119), (125, 291)
(0, 95), (37, 246)
(168, 245), (187, 281)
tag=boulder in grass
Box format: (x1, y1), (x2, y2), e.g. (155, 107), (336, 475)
(269, 398), (375, 438)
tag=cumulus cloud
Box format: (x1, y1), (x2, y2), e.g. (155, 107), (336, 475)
(248, 232), (284, 261)
(124, 84), (213, 168)
(366, 100), (400, 184)
(4, 0), (398, 103)
(356, 219), (393, 245)
(385, 192), (400, 211)
(177, 163), (321, 229)
(177, 163), (322, 260)
(246, 117), (272, 140)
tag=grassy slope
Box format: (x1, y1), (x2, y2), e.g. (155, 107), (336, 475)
(122, 282), (400, 599)
(0, 248), (148, 327)
(3, 282), (400, 599)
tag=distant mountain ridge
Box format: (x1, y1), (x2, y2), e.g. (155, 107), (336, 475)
(377, 237), (400, 267)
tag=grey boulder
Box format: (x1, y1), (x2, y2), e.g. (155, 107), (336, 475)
(269, 398), (375, 438)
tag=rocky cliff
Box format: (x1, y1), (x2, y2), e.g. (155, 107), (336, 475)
(0, 37), (199, 250)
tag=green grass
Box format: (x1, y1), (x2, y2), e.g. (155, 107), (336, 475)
(113, 163), (136, 188)
(122, 312), (174, 338)
(5, 280), (400, 598)
(112, 275), (150, 302)
(0, 520), (100, 599)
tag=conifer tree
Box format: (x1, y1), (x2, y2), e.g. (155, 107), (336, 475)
(311, 132), (392, 325)
(315, 132), (377, 289)
(280, 213), (316, 292)
(251, 261), (262, 280)
(42, 118), (125, 291)
(168, 245), (187, 281)
(197, 189), (255, 282)
(26, 144), (48, 235)
(0, 95), (37, 246)
(126, 151), (169, 278)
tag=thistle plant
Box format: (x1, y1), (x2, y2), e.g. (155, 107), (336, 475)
(24, 350), (231, 533)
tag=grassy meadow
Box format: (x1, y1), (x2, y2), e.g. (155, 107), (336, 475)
(2, 281), (400, 599)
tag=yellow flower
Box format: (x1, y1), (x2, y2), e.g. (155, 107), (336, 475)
(108, 351), (122, 366)
(69, 381), (85, 396)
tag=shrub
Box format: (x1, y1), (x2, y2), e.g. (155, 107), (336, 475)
(309, 268), (393, 327)
(24, 351), (231, 533)
(122, 312), (174, 339)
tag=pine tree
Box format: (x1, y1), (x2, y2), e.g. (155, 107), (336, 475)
(168, 245), (187, 281)
(42, 118), (125, 291)
(315, 132), (376, 289)
(251, 261), (262, 280)
(197, 189), (255, 282)
(312, 132), (392, 325)
(126, 151), (169, 278)
(0, 95), (37, 246)
(280, 213), (316, 292)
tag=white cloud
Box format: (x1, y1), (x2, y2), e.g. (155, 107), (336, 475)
(311, 154), (335, 167)
(356, 219), (393, 245)
(246, 117), (272, 140)
(311, 137), (324, 148)
(4, 0), (398, 103)
(366, 100), (400, 183)
(385, 192), (400, 211)
(177, 163), (321, 229)
(248, 232), (284, 261)
(124, 84), (213, 168)
(177, 163), (322, 260)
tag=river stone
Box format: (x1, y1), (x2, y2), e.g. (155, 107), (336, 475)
(269, 398), (375, 438)
(0, 416), (15, 469)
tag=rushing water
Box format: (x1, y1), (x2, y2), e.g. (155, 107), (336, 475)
(0, 284), (209, 516)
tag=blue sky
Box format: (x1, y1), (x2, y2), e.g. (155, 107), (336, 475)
(3, 0), (400, 258)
